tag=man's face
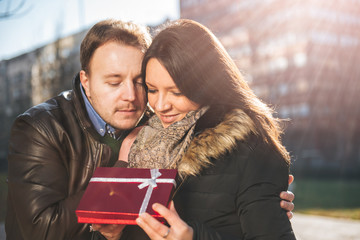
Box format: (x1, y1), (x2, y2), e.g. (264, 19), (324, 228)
(80, 42), (146, 131)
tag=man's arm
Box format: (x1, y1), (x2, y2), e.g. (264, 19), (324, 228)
(7, 115), (89, 239)
(280, 175), (295, 219)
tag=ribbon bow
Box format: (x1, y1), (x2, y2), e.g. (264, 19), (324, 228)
(138, 169), (162, 214)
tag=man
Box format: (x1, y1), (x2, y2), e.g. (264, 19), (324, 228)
(5, 19), (294, 240)
(6, 19), (150, 240)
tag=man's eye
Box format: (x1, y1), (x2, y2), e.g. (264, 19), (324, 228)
(108, 82), (121, 86)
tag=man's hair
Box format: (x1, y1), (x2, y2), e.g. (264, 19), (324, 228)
(80, 19), (152, 73)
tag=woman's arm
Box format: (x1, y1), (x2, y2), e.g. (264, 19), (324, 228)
(236, 142), (296, 240)
(118, 126), (144, 162)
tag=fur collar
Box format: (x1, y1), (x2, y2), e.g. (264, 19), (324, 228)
(178, 108), (256, 177)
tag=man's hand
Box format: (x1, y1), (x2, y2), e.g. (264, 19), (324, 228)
(279, 174), (295, 219)
(91, 224), (126, 240)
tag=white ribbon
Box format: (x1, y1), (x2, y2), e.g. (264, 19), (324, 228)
(90, 169), (176, 215)
(137, 169), (162, 214)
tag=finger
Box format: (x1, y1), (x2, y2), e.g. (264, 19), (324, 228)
(288, 174), (294, 185)
(91, 224), (103, 231)
(153, 202), (182, 227)
(280, 200), (294, 211)
(288, 191), (295, 201)
(287, 211), (294, 220)
(141, 212), (168, 231)
(168, 201), (178, 216)
(136, 213), (167, 240)
(280, 191), (295, 202)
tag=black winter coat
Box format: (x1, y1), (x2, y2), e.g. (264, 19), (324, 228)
(122, 108), (296, 240)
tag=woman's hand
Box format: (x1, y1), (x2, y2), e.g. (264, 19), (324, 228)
(136, 201), (193, 240)
(279, 174), (295, 219)
(91, 224), (125, 240)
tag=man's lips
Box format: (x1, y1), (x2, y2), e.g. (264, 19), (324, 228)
(116, 109), (137, 115)
(118, 109), (136, 112)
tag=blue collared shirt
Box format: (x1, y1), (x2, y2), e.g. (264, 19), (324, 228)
(80, 82), (117, 138)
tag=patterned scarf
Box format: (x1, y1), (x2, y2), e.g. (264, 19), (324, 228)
(128, 106), (209, 169)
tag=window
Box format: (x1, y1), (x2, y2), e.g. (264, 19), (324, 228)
(279, 83), (289, 96)
(294, 52), (307, 67)
(310, 31), (337, 45)
(340, 35), (359, 47)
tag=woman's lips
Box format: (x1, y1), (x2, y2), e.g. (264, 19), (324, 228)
(159, 114), (179, 124)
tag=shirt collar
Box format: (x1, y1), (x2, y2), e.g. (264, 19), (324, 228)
(80, 82), (117, 137)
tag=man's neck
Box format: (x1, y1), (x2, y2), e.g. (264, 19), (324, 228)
(79, 82), (119, 138)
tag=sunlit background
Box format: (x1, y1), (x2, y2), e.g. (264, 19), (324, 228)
(1, 0), (360, 238)
(0, 0), (179, 59)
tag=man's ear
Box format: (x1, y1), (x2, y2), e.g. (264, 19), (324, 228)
(79, 70), (91, 98)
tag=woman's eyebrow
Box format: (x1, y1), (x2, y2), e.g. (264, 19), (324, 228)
(146, 81), (179, 90)
(145, 81), (155, 87)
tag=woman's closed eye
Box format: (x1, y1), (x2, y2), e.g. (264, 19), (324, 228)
(172, 91), (183, 96)
(147, 88), (157, 94)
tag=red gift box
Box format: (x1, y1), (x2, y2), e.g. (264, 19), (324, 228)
(76, 167), (178, 225)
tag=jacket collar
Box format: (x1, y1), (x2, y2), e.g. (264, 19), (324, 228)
(70, 73), (106, 140)
(79, 81), (117, 137)
(178, 108), (256, 177)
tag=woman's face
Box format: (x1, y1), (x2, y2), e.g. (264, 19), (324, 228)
(145, 58), (200, 128)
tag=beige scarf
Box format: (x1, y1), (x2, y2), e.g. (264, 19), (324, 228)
(128, 106), (209, 169)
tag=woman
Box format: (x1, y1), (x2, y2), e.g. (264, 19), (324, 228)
(96, 19), (296, 240)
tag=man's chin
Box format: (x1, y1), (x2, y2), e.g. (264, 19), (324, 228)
(112, 119), (139, 131)
(112, 110), (145, 130)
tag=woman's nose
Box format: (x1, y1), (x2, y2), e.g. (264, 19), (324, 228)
(155, 94), (171, 111)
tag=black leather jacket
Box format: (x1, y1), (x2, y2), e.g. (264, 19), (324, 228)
(6, 74), (127, 240)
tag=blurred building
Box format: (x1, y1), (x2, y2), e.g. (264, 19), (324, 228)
(0, 30), (86, 170)
(181, 0), (360, 177)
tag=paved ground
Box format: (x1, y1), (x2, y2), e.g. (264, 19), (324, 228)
(1, 213), (360, 240)
(291, 213), (360, 240)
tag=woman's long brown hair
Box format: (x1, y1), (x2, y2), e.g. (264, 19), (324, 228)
(142, 19), (290, 163)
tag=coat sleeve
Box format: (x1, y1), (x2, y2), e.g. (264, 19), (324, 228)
(235, 141), (296, 240)
(7, 114), (90, 240)
(188, 221), (240, 240)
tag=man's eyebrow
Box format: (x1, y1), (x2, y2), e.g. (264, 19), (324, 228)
(104, 73), (122, 78)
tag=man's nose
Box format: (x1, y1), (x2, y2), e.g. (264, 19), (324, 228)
(122, 80), (136, 101)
